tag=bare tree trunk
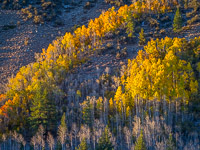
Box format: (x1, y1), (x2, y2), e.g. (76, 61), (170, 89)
(70, 135), (73, 150)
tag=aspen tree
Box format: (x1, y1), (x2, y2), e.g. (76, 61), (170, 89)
(57, 113), (67, 150)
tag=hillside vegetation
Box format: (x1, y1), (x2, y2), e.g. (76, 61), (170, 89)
(0, 0), (200, 150)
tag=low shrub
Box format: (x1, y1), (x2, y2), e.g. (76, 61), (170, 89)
(187, 15), (200, 25)
(33, 15), (44, 24)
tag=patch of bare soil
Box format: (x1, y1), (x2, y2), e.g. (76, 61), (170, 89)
(0, 0), (111, 92)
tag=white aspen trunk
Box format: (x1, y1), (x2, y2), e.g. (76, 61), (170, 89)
(119, 127), (123, 150)
(9, 138), (11, 150)
(104, 99), (107, 125)
(154, 100), (157, 121)
(172, 101), (175, 126)
(71, 136), (73, 150)
(136, 96), (139, 118)
(93, 135), (96, 150)
(93, 32), (96, 50)
(138, 97), (141, 120)
(121, 101), (124, 125)
(168, 101), (170, 125)
(148, 101), (151, 118)
(116, 113), (119, 141)
(163, 96), (167, 124)
(141, 98), (144, 123)
(75, 135), (77, 149)
(92, 98), (95, 127)
(62, 144), (64, 150)
(176, 99), (178, 122)
(129, 113), (132, 130)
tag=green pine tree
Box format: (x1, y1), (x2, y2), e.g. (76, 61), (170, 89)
(82, 99), (93, 127)
(167, 134), (176, 150)
(61, 112), (67, 127)
(134, 130), (147, 150)
(139, 28), (146, 46)
(29, 82), (57, 133)
(126, 11), (135, 38)
(76, 138), (88, 150)
(173, 7), (182, 33)
(96, 126), (114, 150)
(46, 88), (57, 132)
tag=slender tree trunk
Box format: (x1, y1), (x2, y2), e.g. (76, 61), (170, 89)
(75, 135), (77, 149)
(93, 135), (96, 150)
(71, 136), (73, 150)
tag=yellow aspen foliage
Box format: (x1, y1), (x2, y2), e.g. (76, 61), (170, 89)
(151, 0), (161, 12)
(197, 62), (200, 75)
(114, 86), (124, 112)
(81, 25), (90, 46)
(126, 106), (131, 117)
(56, 55), (70, 71)
(74, 27), (82, 49)
(93, 17), (104, 38)
(109, 98), (114, 111)
(12, 93), (20, 105)
(62, 32), (75, 51)
(96, 97), (103, 112)
(45, 44), (56, 60)
(121, 74), (126, 85)
(190, 80), (198, 94)
(88, 19), (95, 36)
(119, 37), (199, 111)
(118, 5), (129, 21)
(2, 1), (199, 122)
(132, 1), (142, 19)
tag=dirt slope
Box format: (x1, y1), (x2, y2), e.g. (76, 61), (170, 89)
(0, 0), (111, 92)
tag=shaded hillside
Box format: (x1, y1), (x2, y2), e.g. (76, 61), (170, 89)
(0, 0), (111, 92)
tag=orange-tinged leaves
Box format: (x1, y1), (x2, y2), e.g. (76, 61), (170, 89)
(0, 99), (13, 117)
(0, 94), (6, 102)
